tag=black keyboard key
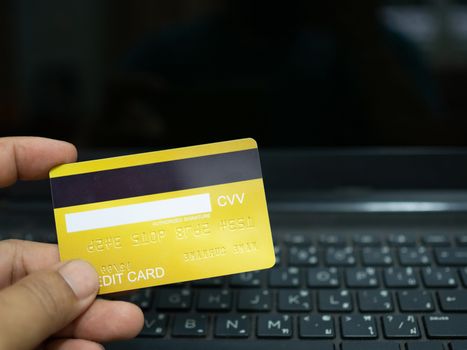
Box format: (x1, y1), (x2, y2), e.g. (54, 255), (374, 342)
(140, 313), (168, 337)
(288, 246), (318, 266)
(215, 314), (250, 338)
(197, 289), (232, 311)
(422, 234), (450, 246)
(283, 233), (312, 245)
(269, 267), (301, 288)
(398, 247), (431, 266)
(422, 267), (458, 288)
(388, 234), (416, 246)
(172, 314), (208, 337)
(382, 315), (420, 338)
(318, 290), (352, 312)
(274, 245), (282, 266)
(229, 271), (262, 287)
(325, 247), (356, 266)
(299, 315), (335, 338)
(438, 290), (467, 311)
(398, 290), (434, 312)
(456, 235), (467, 246)
(424, 314), (467, 338)
(362, 246), (393, 266)
(358, 290), (393, 312)
(278, 289), (312, 311)
(460, 267), (467, 286)
(308, 268), (340, 288)
(353, 234), (381, 246)
(320, 234), (346, 246)
(451, 341), (467, 350)
(435, 248), (467, 266)
(345, 267), (379, 288)
(237, 289), (272, 311)
(384, 267), (418, 288)
(126, 288), (153, 310)
(342, 343), (400, 350)
(341, 315), (377, 339)
(156, 289), (192, 310)
(257, 315), (292, 338)
(192, 277), (224, 287)
(406, 342), (444, 350)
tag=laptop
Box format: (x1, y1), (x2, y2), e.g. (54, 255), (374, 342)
(2, 1), (467, 349)
(3, 149), (467, 350)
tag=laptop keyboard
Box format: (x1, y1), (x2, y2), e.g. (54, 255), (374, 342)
(100, 232), (467, 349)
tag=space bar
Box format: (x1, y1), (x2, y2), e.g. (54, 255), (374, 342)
(106, 339), (334, 350)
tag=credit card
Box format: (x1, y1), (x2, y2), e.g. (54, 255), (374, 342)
(50, 138), (274, 294)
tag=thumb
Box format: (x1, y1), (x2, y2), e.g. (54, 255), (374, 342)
(0, 260), (99, 350)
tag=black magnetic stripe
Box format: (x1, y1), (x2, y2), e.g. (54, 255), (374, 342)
(50, 149), (261, 208)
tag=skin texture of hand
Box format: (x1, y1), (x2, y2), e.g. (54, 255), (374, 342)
(0, 137), (144, 350)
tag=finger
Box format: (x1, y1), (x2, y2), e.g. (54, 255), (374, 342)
(0, 136), (77, 187)
(0, 239), (60, 289)
(57, 299), (144, 342)
(0, 260), (99, 350)
(45, 338), (104, 350)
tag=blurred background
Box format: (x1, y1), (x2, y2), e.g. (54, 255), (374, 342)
(1, 0), (467, 149)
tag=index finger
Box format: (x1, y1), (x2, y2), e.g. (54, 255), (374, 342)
(0, 136), (77, 187)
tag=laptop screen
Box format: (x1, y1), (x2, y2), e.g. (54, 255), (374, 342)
(1, 0), (467, 150)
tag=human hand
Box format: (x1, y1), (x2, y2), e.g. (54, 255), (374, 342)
(0, 137), (144, 350)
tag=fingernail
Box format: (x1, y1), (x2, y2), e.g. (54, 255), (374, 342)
(58, 260), (99, 300)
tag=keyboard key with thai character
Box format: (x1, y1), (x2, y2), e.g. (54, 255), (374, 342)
(197, 289), (232, 311)
(156, 288), (192, 311)
(398, 247), (431, 266)
(362, 246), (393, 266)
(139, 313), (168, 337)
(388, 234), (417, 246)
(257, 315), (292, 338)
(358, 290), (393, 312)
(237, 289), (272, 311)
(172, 314), (208, 337)
(424, 314), (467, 338)
(384, 267), (418, 288)
(126, 288), (153, 310)
(341, 314), (377, 339)
(318, 290), (352, 312)
(353, 234), (381, 246)
(422, 234), (450, 247)
(299, 315), (335, 338)
(397, 290), (434, 312)
(278, 289), (312, 311)
(325, 247), (356, 266)
(308, 267), (340, 288)
(422, 267), (458, 288)
(435, 248), (467, 266)
(269, 267), (301, 288)
(215, 314), (250, 338)
(382, 315), (420, 338)
(438, 290), (467, 312)
(288, 246), (318, 266)
(320, 234), (346, 246)
(283, 233), (312, 245)
(345, 267), (379, 288)
(274, 245), (282, 266)
(229, 271), (262, 288)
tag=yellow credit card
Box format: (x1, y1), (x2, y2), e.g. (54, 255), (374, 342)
(50, 138), (274, 294)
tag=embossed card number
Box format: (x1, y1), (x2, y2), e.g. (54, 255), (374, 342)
(50, 139), (274, 294)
